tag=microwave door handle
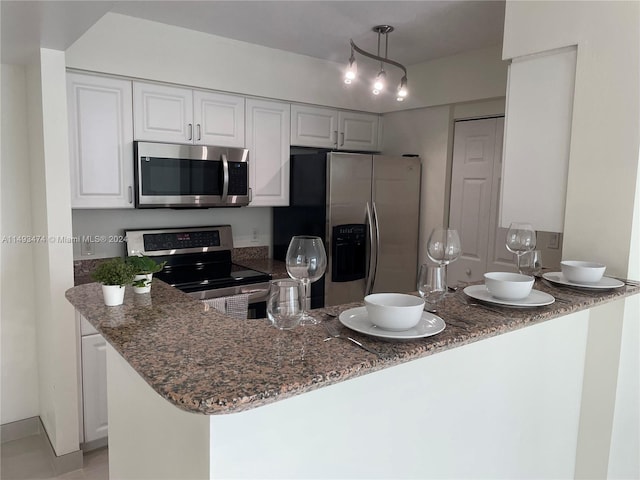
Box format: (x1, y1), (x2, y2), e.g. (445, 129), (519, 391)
(221, 153), (229, 202)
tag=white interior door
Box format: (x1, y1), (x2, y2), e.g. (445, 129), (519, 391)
(485, 118), (514, 273)
(448, 117), (512, 285)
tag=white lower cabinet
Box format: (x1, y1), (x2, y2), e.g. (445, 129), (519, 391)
(246, 99), (291, 206)
(79, 314), (108, 448)
(67, 73), (134, 208)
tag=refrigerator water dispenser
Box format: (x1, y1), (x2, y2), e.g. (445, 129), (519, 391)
(332, 224), (367, 282)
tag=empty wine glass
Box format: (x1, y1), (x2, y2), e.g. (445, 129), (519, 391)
(519, 249), (542, 277)
(427, 228), (462, 266)
(505, 222), (537, 274)
(417, 264), (447, 311)
(285, 235), (327, 326)
(267, 279), (304, 330)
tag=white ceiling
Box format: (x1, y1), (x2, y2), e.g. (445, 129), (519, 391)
(1, 1), (505, 66)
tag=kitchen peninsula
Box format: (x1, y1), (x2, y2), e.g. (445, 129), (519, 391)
(66, 279), (639, 479)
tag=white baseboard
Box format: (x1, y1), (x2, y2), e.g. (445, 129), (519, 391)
(0, 416), (41, 443)
(1, 416), (84, 475)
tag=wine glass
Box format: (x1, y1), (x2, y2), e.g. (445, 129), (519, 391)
(267, 279), (304, 330)
(427, 228), (462, 266)
(505, 222), (537, 274)
(285, 235), (327, 325)
(417, 264), (447, 311)
(519, 249), (542, 277)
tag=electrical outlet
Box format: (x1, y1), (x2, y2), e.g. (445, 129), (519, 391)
(548, 233), (560, 250)
(81, 238), (94, 256)
(252, 228), (259, 242)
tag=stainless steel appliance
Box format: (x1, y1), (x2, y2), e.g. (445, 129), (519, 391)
(125, 225), (270, 318)
(273, 150), (421, 307)
(134, 141), (251, 208)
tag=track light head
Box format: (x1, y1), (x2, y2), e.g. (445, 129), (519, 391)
(373, 70), (386, 92)
(397, 76), (408, 100)
(344, 49), (357, 84)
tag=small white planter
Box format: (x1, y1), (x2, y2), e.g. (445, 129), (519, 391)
(102, 284), (126, 306)
(132, 273), (153, 294)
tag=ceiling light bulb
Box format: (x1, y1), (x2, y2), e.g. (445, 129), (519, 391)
(397, 76), (408, 98)
(396, 96), (404, 102)
(373, 70), (386, 92)
(372, 89), (380, 95)
(344, 53), (357, 84)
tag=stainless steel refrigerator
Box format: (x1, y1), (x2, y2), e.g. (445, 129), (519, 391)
(273, 150), (421, 307)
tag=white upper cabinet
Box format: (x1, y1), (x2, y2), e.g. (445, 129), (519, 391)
(246, 99), (291, 207)
(338, 111), (380, 151)
(193, 90), (245, 147)
(133, 82), (193, 143)
(67, 73), (134, 208)
(290, 104), (338, 148)
(133, 81), (245, 147)
(291, 104), (380, 151)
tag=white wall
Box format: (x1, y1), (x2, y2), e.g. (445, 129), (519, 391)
(503, 1), (639, 278)
(382, 98), (506, 264)
(65, 13), (375, 113)
(26, 49), (79, 455)
(65, 13), (507, 115)
(503, 2), (640, 478)
(383, 45), (508, 113)
(1, 66), (40, 423)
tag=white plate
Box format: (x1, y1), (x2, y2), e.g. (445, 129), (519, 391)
(338, 307), (446, 340)
(542, 272), (625, 290)
(463, 285), (555, 307)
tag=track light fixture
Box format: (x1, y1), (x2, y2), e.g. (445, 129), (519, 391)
(343, 25), (408, 101)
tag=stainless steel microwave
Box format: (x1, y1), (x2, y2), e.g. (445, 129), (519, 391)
(134, 141), (251, 208)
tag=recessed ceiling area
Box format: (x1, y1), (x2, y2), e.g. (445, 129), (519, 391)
(1, 1), (505, 66)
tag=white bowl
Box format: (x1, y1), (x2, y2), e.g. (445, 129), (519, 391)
(561, 260), (606, 284)
(484, 272), (534, 300)
(364, 293), (425, 331)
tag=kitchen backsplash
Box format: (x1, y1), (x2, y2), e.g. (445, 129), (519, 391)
(71, 207), (272, 260)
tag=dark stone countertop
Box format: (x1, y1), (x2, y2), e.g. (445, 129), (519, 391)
(66, 275), (639, 416)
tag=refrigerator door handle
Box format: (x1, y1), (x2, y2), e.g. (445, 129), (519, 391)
(370, 201), (381, 293)
(365, 202), (376, 295)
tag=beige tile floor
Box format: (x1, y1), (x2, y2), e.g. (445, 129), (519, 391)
(1, 435), (108, 480)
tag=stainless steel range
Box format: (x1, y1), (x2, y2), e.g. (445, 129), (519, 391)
(125, 225), (271, 318)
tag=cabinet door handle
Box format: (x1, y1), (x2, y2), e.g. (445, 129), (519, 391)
(188, 123), (193, 141)
(128, 186), (133, 204)
(340, 132), (345, 147)
(197, 124), (201, 141)
(333, 130), (338, 147)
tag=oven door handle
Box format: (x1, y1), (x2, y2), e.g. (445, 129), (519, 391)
(221, 153), (229, 202)
(243, 287), (269, 303)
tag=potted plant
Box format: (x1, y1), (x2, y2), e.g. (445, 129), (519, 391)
(126, 255), (167, 294)
(91, 258), (136, 306)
